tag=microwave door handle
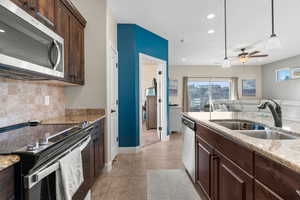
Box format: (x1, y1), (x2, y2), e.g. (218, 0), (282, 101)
(53, 40), (61, 71)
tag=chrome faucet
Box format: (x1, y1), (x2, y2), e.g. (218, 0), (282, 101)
(257, 99), (282, 128)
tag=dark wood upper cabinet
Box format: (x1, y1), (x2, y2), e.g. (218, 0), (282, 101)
(10, 0), (36, 16)
(55, 0), (72, 82)
(196, 136), (213, 199)
(55, 0), (86, 85)
(35, 0), (55, 28)
(69, 15), (85, 85)
(10, 0), (26, 8)
(9, 0), (86, 85)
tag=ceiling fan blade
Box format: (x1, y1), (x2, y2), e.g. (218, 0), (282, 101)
(249, 51), (260, 56)
(250, 55), (268, 58)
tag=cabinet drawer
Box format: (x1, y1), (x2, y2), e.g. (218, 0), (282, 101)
(197, 124), (254, 175)
(255, 153), (300, 200)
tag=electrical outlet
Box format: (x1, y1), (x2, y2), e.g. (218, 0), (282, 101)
(44, 96), (50, 106)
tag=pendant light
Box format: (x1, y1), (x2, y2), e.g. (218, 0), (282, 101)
(266, 0), (281, 50)
(222, 0), (231, 68)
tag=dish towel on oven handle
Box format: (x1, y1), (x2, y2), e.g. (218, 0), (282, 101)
(56, 146), (84, 200)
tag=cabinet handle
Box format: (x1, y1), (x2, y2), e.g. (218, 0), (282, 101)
(296, 190), (300, 197)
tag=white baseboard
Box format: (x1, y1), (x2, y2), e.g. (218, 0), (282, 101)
(161, 135), (170, 141)
(119, 146), (141, 153)
(104, 161), (113, 172)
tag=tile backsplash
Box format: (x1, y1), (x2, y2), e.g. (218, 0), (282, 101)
(0, 78), (65, 127)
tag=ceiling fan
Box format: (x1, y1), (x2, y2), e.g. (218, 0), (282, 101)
(235, 48), (269, 63)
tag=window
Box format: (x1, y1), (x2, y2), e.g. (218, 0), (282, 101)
(242, 80), (256, 97)
(187, 79), (231, 112)
(276, 68), (291, 81)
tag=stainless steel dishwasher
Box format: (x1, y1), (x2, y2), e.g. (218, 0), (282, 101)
(181, 116), (196, 182)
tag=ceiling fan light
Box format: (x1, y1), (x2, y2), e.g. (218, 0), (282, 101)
(222, 58), (231, 68)
(266, 35), (281, 50)
(239, 56), (248, 63)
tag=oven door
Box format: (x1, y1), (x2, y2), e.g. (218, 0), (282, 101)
(23, 136), (91, 200)
(0, 0), (64, 78)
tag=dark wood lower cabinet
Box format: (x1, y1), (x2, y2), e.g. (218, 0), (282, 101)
(73, 139), (93, 200)
(214, 151), (253, 200)
(0, 165), (15, 200)
(92, 119), (105, 183)
(255, 180), (284, 200)
(71, 118), (105, 199)
(195, 122), (300, 200)
(196, 136), (213, 199)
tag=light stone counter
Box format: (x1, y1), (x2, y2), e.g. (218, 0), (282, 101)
(0, 155), (20, 172)
(183, 112), (300, 174)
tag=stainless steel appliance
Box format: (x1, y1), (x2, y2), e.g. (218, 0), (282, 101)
(181, 116), (196, 182)
(0, 121), (93, 200)
(0, 0), (64, 79)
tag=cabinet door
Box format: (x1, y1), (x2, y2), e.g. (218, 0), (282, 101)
(94, 120), (105, 180)
(196, 136), (213, 199)
(214, 151), (253, 200)
(10, 0), (35, 15)
(55, 0), (72, 82)
(69, 15), (85, 85)
(35, 0), (55, 28)
(255, 181), (284, 200)
(0, 166), (15, 200)
(10, 0), (26, 8)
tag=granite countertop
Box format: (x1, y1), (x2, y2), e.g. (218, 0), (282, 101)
(0, 155), (20, 172)
(183, 112), (300, 174)
(42, 113), (105, 125)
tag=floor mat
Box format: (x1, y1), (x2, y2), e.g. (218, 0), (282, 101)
(147, 169), (202, 200)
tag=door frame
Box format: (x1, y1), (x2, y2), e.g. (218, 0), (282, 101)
(106, 41), (119, 170)
(139, 53), (169, 146)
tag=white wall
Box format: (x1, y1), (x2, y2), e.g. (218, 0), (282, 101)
(107, 8), (117, 50)
(64, 0), (107, 109)
(169, 65), (262, 106)
(262, 55), (300, 100)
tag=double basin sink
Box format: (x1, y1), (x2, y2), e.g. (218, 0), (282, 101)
(210, 119), (300, 140)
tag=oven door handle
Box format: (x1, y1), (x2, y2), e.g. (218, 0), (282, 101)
(24, 135), (91, 189)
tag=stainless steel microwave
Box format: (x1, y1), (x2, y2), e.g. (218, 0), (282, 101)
(0, 0), (64, 79)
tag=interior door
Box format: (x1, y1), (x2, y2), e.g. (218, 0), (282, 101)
(156, 63), (167, 140)
(156, 67), (163, 140)
(109, 46), (119, 160)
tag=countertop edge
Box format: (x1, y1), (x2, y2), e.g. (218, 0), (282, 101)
(41, 114), (106, 125)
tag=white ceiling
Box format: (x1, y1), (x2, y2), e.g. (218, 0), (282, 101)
(110, 0), (300, 66)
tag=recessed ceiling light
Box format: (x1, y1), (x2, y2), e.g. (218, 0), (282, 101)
(208, 29), (215, 34)
(207, 13), (215, 19)
(181, 57), (187, 62)
(0, 29), (5, 33)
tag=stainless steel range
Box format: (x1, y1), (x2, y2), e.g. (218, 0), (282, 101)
(0, 121), (93, 200)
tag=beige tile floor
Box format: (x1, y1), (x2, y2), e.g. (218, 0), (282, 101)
(91, 133), (186, 200)
(141, 123), (160, 147)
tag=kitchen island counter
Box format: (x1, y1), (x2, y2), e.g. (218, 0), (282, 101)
(183, 112), (300, 174)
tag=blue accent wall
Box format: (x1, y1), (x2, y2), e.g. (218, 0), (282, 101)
(118, 24), (169, 147)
